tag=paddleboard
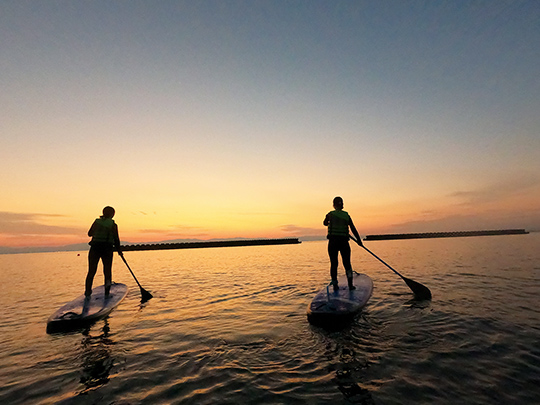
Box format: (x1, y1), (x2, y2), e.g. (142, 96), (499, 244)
(46, 283), (128, 333)
(307, 273), (373, 326)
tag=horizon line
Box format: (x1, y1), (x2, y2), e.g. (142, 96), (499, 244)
(1, 229), (537, 255)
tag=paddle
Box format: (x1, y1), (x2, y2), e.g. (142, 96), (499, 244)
(349, 235), (432, 300)
(119, 254), (153, 302)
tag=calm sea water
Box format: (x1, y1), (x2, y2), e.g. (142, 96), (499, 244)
(1, 234), (539, 404)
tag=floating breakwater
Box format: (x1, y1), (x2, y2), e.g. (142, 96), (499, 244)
(120, 238), (301, 251)
(364, 229), (529, 241)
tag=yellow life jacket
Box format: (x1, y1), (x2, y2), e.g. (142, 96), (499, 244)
(91, 217), (116, 244)
(327, 210), (350, 237)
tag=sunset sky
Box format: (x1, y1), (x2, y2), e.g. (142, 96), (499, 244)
(1, 1), (539, 248)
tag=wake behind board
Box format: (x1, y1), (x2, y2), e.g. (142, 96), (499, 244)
(46, 283), (128, 333)
(307, 273), (373, 326)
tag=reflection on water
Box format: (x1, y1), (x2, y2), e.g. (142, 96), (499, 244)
(78, 320), (116, 395)
(332, 347), (373, 405)
(0, 234), (539, 404)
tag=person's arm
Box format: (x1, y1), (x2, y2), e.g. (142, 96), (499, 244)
(349, 218), (363, 246)
(323, 213), (330, 226)
(113, 223), (123, 256)
(88, 220), (97, 237)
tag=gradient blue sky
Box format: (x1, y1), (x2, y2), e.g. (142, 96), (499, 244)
(1, 1), (539, 247)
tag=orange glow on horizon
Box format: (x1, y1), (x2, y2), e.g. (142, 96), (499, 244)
(1, 175), (539, 249)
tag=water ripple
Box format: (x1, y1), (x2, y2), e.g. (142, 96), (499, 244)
(1, 236), (539, 404)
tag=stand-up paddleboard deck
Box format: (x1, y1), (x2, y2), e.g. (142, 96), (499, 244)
(307, 273), (373, 326)
(47, 283), (128, 333)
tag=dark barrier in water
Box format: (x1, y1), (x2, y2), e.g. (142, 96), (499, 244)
(120, 238), (301, 251)
(364, 229), (529, 241)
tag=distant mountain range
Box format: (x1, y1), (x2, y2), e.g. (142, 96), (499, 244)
(0, 242), (90, 255)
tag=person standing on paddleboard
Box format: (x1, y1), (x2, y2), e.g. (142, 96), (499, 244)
(324, 196), (363, 291)
(85, 206), (123, 298)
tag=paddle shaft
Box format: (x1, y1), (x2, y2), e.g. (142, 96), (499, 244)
(120, 254), (153, 300)
(349, 235), (432, 299)
(120, 255), (142, 287)
(349, 235), (404, 278)
(362, 246), (405, 279)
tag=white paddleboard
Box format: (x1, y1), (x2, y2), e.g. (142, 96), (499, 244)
(307, 273), (373, 326)
(47, 283), (128, 333)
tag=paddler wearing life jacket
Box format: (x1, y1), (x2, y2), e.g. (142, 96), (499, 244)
(85, 206), (123, 298)
(323, 196), (363, 291)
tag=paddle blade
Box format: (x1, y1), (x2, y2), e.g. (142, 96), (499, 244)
(403, 277), (432, 300)
(140, 288), (153, 302)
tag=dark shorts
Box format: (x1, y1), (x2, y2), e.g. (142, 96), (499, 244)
(89, 242), (114, 264)
(328, 235), (350, 254)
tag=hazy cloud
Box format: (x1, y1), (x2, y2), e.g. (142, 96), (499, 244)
(449, 173), (540, 205)
(387, 173), (540, 233)
(0, 211), (81, 235)
(138, 225), (210, 239)
(388, 210), (540, 234)
(130, 211), (158, 216)
(280, 224), (323, 236)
